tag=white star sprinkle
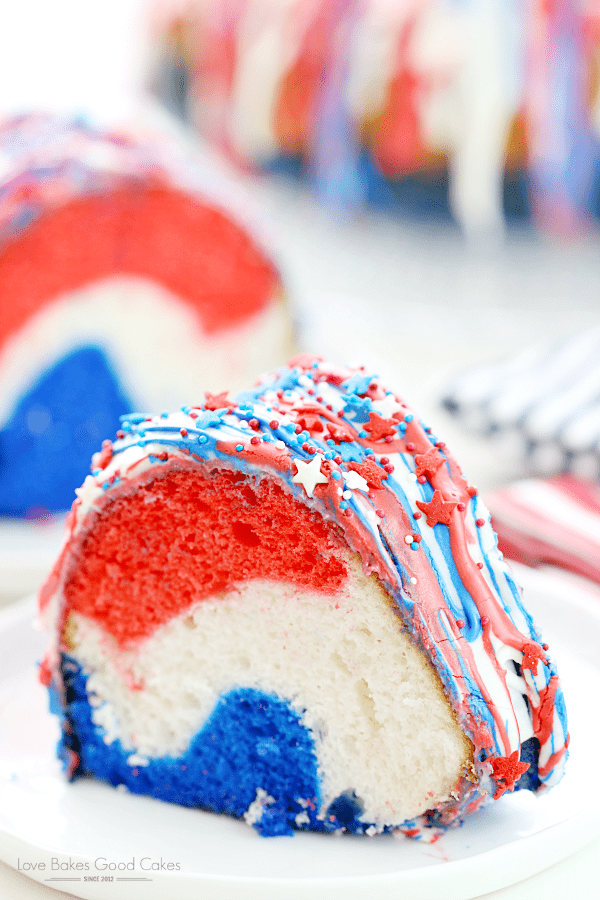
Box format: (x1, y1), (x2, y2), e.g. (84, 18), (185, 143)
(372, 394), (403, 419)
(343, 470), (369, 492)
(292, 455), (329, 497)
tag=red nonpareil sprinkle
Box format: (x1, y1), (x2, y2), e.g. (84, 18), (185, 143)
(413, 511), (422, 519)
(250, 436), (261, 445)
(456, 619), (465, 629)
(476, 518), (485, 527)
(249, 418), (260, 431)
(307, 445), (316, 454)
(307, 389), (315, 396)
(417, 474), (426, 483)
(413, 534), (422, 543)
(343, 508), (352, 516)
(316, 396), (323, 402)
(543, 643), (549, 651)
(116, 430), (125, 439)
(302, 442), (310, 451)
(384, 435), (394, 443)
(481, 616), (490, 626)
(376, 509), (385, 518)
(145, 416), (153, 422)
(436, 441), (446, 448)
(269, 420), (279, 429)
(477, 562), (484, 569)
(380, 457), (389, 465)
(189, 412), (198, 419)
(406, 443), (415, 452)
(334, 455), (342, 464)
(157, 452), (168, 461)
(457, 502), (466, 511)
(326, 404), (333, 411)
(180, 428), (188, 437)
(337, 409), (345, 417)
(385, 464), (395, 474)
(295, 425), (302, 434)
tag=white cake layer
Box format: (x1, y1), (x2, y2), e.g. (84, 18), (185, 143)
(68, 556), (473, 828)
(0, 275), (293, 427)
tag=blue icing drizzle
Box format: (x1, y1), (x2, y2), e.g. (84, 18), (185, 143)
(0, 347), (132, 516)
(60, 656), (323, 836)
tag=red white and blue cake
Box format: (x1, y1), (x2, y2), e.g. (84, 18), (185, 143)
(0, 113), (293, 518)
(39, 356), (568, 837)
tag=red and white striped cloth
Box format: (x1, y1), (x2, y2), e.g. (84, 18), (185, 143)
(488, 474), (600, 586)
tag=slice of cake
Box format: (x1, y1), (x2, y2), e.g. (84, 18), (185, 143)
(0, 113), (294, 517)
(39, 355), (568, 837)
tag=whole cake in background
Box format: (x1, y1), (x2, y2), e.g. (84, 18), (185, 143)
(0, 113), (294, 518)
(151, 0), (600, 235)
(39, 355), (568, 838)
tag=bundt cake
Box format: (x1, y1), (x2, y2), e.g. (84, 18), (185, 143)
(0, 113), (293, 517)
(38, 355), (568, 837)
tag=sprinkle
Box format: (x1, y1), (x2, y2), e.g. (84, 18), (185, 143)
(413, 534), (422, 543)
(417, 474), (426, 484)
(410, 577), (417, 584)
(334, 455), (342, 464)
(358, 430), (367, 438)
(250, 436), (261, 445)
(404, 414), (414, 422)
(326, 439), (335, 447)
(240, 421), (249, 429)
(337, 409), (345, 417)
(477, 562), (484, 569)
(161, 412), (169, 418)
(180, 428), (188, 437)
(376, 509), (385, 518)
(413, 511), (422, 520)
(543, 643), (549, 651)
(307, 445), (316, 454)
(269, 420), (279, 429)
(340, 502), (348, 510)
(481, 616), (490, 626)
(116, 430), (125, 439)
(405, 534), (413, 544)
(406, 443), (415, 452)
(380, 457), (389, 465)
(457, 502), (466, 511)
(342, 490), (352, 500)
(385, 464), (395, 474)
(411, 542), (419, 551)
(456, 620), (465, 629)
(476, 518), (485, 527)
(249, 418), (260, 430)
(331, 471), (341, 481)
(236, 444), (243, 452)
(189, 412), (198, 419)
(275, 440), (286, 449)
(325, 451), (335, 459)
(343, 508), (352, 517)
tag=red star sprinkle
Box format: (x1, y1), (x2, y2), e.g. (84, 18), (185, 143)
(327, 422), (354, 444)
(364, 412), (398, 441)
(204, 391), (230, 411)
(521, 642), (548, 675)
(490, 751), (530, 799)
(414, 447), (445, 480)
(294, 406), (324, 434)
(346, 458), (389, 490)
(415, 490), (458, 527)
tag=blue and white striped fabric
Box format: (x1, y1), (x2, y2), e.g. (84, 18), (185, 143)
(441, 328), (600, 477)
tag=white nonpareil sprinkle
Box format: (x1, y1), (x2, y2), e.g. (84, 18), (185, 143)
(404, 534), (413, 544)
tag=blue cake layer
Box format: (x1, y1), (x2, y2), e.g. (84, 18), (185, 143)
(56, 655), (377, 836)
(0, 347), (132, 516)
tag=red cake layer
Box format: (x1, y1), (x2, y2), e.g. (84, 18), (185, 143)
(0, 186), (279, 346)
(63, 465), (349, 646)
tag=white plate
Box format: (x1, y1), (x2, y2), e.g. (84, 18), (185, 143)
(0, 566), (599, 900)
(0, 517), (65, 604)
